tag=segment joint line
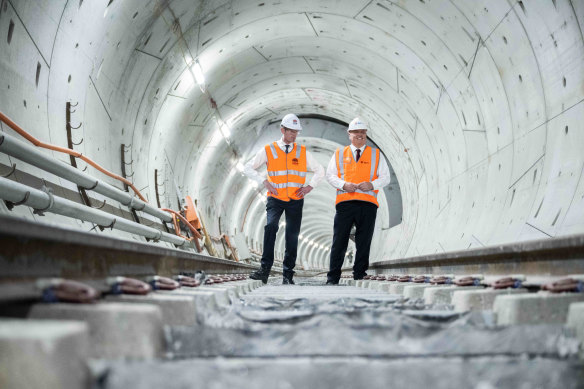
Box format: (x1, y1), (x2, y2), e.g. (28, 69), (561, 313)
(252, 46), (269, 62)
(88, 76), (112, 121)
(7, 0), (50, 67)
(508, 154), (545, 189)
(305, 12), (319, 37)
(525, 222), (553, 238)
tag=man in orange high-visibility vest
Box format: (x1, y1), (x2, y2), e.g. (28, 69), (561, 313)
(244, 114), (324, 284)
(325, 118), (390, 284)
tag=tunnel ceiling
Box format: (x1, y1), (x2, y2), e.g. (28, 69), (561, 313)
(0, 0), (583, 270)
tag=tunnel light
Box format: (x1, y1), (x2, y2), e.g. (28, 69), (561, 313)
(178, 71), (195, 93)
(221, 124), (231, 139)
(236, 162), (245, 172)
(209, 130), (224, 146)
(217, 118), (231, 140)
(192, 60), (205, 85)
(299, 234), (304, 239)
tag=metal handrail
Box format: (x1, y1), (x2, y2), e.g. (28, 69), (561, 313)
(0, 111), (147, 201)
(0, 132), (173, 223)
(0, 176), (186, 246)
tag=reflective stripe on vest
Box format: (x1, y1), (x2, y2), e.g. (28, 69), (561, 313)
(271, 182), (304, 189)
(335, 146), (380, 207)
(265, 142), (307, 201)
(268, 170), (307, 177)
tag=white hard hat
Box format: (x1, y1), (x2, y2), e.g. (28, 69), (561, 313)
(348, 117), (368, 132)
(281, 113), (302, 131)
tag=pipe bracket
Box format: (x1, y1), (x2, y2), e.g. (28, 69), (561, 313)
(1, 163), (16, 178)
(92, 199), (106, 210)
(5, 191), (30, 210)
(33, 187), (54, 216)
(98, 218), (116, 230)
(84, 180), (98, 191)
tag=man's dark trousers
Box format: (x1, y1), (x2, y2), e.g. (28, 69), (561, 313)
(327, 200), (377, 283)
(261, 196), (304, 278)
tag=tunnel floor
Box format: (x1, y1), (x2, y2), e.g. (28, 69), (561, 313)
(102, 278), (584, 389)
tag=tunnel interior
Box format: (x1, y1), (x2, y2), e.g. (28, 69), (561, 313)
(0, 0), (583, 271)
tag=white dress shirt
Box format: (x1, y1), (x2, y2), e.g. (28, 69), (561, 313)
(326, 144), (391, 190)
(244, 138), (325, 188)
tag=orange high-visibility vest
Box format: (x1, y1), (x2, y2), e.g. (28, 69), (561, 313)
(265, 142), (307, 201)
(335, 146), (380, 207)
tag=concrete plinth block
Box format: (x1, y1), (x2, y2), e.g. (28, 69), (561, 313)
(378, 282), (399, 293)
(494, 292), (584, 325)
(355, 280), (363, 287)
(105, 294), (198, 326)
(27, 303), (164, 359)
(228, 283), (245, 295)
(452, 288), (529, 312)
(424, 286), (483, 304)
(403, 284), (444, 300)
(236, 282), (252, 293)
(0, 319), (90, 389)
(167, 287), (229, 306)
(156, 289), (219, 312)
(389, 282), (417, 295)
(197, 286), (239, 304)
(211, 284), (241, 298)
(368, 281), (381, 290)
(346, 280), (356, 286)
(566, 302), (584, 349)
(361, 281), (371, 288)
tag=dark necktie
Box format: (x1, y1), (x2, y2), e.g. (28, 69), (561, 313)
(285, 145), (290, 154)
(356, 149), (361, 162)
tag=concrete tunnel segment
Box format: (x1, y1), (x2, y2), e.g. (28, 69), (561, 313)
(0, 0), (583, 270)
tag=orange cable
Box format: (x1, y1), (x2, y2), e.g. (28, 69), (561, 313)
(162, 208), (203, 240)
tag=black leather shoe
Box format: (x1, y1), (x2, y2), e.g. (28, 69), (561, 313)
(282, 277), (295, 285)
(249, 268), (269, 284)
(325, 280), (338, 285)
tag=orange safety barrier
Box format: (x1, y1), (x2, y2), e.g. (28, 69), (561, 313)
(184, 196), (202, 230)
(0, 111), (147, 202)
(162, 208), (203, 240)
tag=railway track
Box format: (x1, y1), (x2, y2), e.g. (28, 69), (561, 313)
(1, 219), (584, 388)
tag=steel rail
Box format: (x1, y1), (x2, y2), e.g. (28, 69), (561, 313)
(0, 214), (255, 283)
(365, 235), (584, 282)
(0, 133), (172, 223)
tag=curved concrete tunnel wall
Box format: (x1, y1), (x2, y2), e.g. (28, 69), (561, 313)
(0, 0), (583, 271)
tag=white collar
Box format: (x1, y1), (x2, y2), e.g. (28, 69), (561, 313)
(350, 144), (366, 153)
(277, 138), (295, 148)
